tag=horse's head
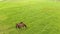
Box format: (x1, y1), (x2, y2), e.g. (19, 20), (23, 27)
(20, 22), (23, 24)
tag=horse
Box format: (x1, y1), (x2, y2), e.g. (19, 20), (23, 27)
(16, 22), (27, 29)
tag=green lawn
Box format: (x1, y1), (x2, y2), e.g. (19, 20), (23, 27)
(0, 0), (60, 34)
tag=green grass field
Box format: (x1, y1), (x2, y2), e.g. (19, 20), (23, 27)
(0, 0), (60, 34)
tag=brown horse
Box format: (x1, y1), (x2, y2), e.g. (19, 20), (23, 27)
(16, 22), (27, 29)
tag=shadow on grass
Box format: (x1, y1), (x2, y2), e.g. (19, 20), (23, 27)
(0, 26), (28, 34)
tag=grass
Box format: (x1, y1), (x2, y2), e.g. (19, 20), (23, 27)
(0, 0), (60, 34)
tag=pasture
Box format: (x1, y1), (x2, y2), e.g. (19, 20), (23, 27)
(0, 0), (60, 34)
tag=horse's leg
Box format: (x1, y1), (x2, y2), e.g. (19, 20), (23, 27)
(24, 24), (27, 28)
(16, 25), (18, 28)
